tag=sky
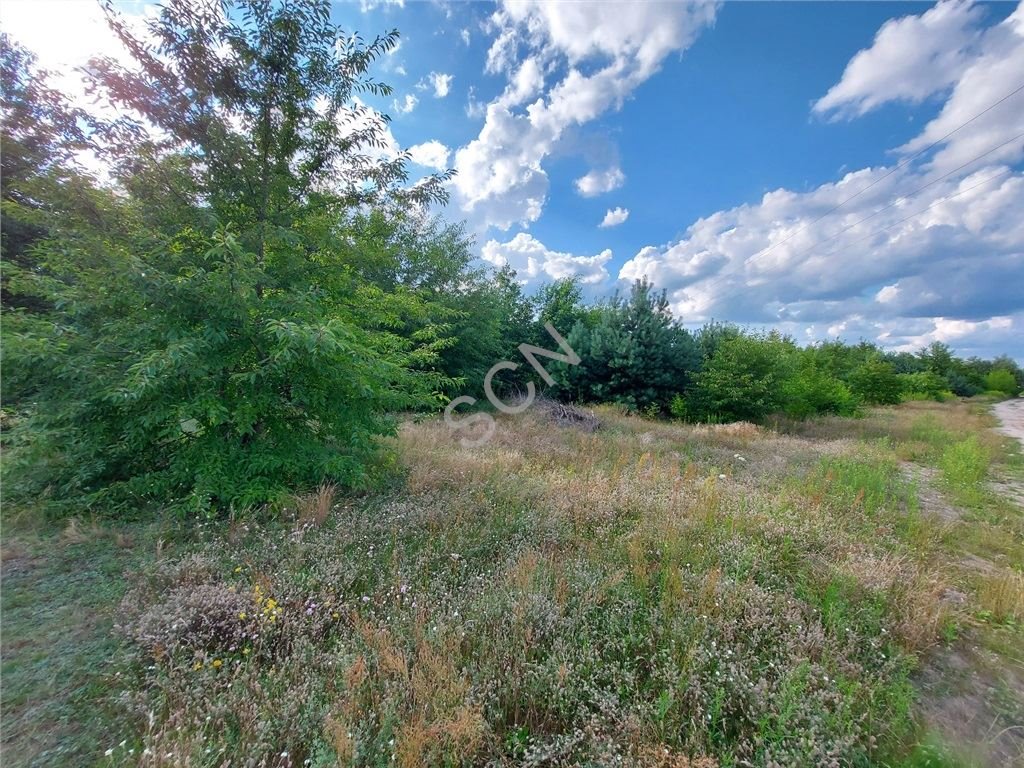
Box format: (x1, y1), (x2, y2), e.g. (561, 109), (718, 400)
(2, 0), (1023, 361)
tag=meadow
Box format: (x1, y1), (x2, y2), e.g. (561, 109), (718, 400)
(2, 397), (1021, 767)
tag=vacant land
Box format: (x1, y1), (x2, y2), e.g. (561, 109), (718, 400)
(2, 398), (1022, 767)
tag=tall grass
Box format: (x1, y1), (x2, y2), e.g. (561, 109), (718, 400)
(91, 408), (960, 767)
(939, 436), (990, 506)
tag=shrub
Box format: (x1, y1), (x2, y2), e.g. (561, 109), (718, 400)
(780, 365), (860, 419)
(848, 359), (904, 405)
(985, 368), (1020, 397)
(897, 371), (948, 401)
(688, 333), (795, 422)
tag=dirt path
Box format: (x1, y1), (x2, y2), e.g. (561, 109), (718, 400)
(993, 397), (1024, 449)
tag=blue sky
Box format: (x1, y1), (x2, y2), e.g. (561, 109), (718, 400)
(2, 0), (1022, 359)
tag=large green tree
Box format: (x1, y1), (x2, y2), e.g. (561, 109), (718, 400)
(3, 0), (458, 512)
(551, 279), (700, 412)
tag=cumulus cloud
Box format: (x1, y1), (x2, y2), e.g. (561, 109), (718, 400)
(619, 165), (1023, 323)
(814, 0), (985, 119)
(576, 167), (626, 197)
(407, 140), (451, 171)
(454, 0), (718, 231)
(599, 207), (630, 228)
(461, 28), (471, 46)
(391, 93), (418, 115)
(421, 71), (453, 98)
(482, 233), (613, 286)
(622, 1), (1024, 359)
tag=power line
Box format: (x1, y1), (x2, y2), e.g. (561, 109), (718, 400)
(672, 93), (1024, 306)
(781, 130), (1024, 265)
(808, 166), (1016, 264)
(743, 80), (1024, 267)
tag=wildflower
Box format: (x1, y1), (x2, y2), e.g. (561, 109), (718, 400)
(239, 612), (247, 620)
(193, 661), (203, 671)
(718, 474), (727, 480)
(234, 566), (242, 573)
(212, 659), (223, 668)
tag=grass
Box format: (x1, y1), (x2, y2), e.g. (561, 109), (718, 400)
(939, 437), (990, 507)
(2, 399), (1022, 766)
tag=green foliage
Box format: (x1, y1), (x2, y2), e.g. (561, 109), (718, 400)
(688, 332), (795, 422)
(847, 358), (904, 405)
(551, 279), (700, 413)
(985, 368), (1020, 396)
(897, 371), (949, 401)
(779, 361), (860, 419)
(3, 1), (461, 513)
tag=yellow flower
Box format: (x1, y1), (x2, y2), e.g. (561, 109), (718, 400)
(233, 566), (242, 573)
(332, 611), (340, 620)
(239, 612), (247, 620)
(212, 659), (223, 669)
(193, 661), (203, 671)
(242, 647), (251, 656)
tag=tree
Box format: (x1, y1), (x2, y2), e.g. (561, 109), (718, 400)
(687, 333), (796, 422)
(3, 0), (457, 512)
(985, 369), (1020, 397)
(552, 280), (700, 413)
(532, 278), (590, 341)
(847, 358), (904, 405)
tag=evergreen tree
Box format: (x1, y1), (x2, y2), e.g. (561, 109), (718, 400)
(552, 279), (699, 412)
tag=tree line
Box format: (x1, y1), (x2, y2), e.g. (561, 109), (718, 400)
(1, 1), (1020, 515)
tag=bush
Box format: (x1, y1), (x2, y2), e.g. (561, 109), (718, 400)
(848, 359), (903, 405)
(689, 333), (794, 422)
(780, 365), (860, 419)
(985, 368), (1020, 397)
(897, 371), (948, 401)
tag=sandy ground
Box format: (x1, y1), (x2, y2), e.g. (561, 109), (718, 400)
(993, 397), (1024, 448)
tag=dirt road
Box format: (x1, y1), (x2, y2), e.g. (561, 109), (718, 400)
(993, 397), (1024, 448)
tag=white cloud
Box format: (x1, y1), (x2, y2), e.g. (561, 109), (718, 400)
(337, 98), (400, 161)
(898, 3), (1024, 175)
(407, 140), (451, 171)
(482, 233), (613, 286)
(359, 0), (404, 12)
(454, 1), (718, 231)
(0, 0), (154, 109)
(875, 284), (900, 303)
(421, 71), (453, 98)
(576, 167), (626, 197)
(599, 207), (630, 228)
(391, 93), (418, 115)
(616, 0), (1024, 360)
(814, 0), (985, 119)
(461, 28), (471, 46)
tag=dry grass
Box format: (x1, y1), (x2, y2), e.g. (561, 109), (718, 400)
(293, 482), (337, 527)
(977, 569), (1024, 623)
(38, 398), (1022, 766)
